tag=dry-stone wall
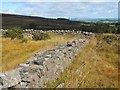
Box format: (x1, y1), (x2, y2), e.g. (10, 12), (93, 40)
(2, 29), (93, 36)
(0, 32), (93, 89)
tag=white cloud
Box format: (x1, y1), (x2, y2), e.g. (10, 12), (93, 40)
(108, 10), (112, 13)
(1, 2), (118, 19)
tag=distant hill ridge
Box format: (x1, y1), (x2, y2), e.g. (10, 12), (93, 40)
(2, 14), (118, 33)
(1, 13), (83, 30)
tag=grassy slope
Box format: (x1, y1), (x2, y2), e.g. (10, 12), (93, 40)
(1, 33), (80, 71)
(46, 34), (119, 88)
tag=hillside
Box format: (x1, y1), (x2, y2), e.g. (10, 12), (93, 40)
(1, 14), (118, 34)
(1, 14), (83, 30)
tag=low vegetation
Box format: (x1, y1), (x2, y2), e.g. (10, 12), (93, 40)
(32, 33), (50, 41)
(3, 27), (23, 40)
(20, 37), (28, 43)
(1, 33), (80, 71)
(46, 34), (119, 88)
(3, 27), (51, 41)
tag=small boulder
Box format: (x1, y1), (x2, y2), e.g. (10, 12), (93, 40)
(0, 68), (21, 88)
(66, 42), (73, 47)
(19, 64), (29, 68)
(56, 83), (64, 88)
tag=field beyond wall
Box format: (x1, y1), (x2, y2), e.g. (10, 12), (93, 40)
(1, 33), (81, 71)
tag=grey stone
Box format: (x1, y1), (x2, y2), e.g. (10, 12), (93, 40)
(44, 57), (49, 61)
(19, 64), (29, 68)
(0, 77), (3, 86)
(0, 68), (21, 88)
(56, 83), (64, 88)
(34, 58), (44, 65)
(26, 57), (37, 64)
(21, 74), (32, 83)
(46, 54), (52, 58)
(66, 42), (73, 47)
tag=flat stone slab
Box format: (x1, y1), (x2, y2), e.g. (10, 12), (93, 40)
(0, 68), (21, 88)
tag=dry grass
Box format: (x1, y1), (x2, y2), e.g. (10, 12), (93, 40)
(1, 33), (79, 71)
(46, 34), (119, 88)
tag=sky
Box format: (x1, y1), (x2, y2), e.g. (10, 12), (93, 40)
(1, 0), (119, 19)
